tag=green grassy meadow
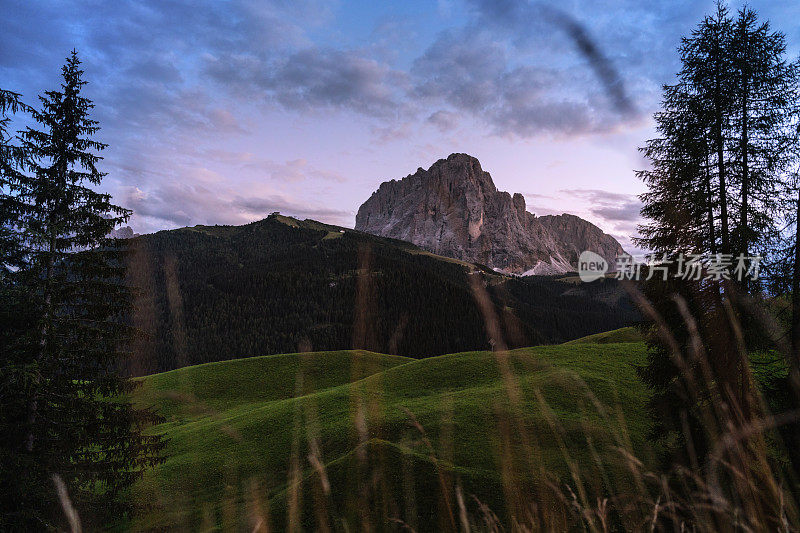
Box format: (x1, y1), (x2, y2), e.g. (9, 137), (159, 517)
(563, 326), (642, 345)
(125, 340), (655, 531)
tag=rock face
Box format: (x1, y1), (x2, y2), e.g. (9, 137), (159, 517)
(109, 226), (139, 239)
(355, 153), (624, 275)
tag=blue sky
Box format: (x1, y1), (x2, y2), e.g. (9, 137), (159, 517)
(3, 0), (800, 252)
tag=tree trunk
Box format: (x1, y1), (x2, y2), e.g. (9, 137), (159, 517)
(704, 146), (717, 254)
(714, 65), (730, 255)
(786, 187), (800, 471)
(791, 188), (800, 367)
(25, 233), (54, 453)
(739, 48), (750, 292)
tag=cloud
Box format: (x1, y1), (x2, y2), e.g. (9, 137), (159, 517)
(204, 48), (408, 118)
(98, 82), (247, 138)
(0, 0), (724, 142)
(562, 189), (639, 206)
(412, 30), (508, 111)
(566, 189), (643, 224)
(122, 183), (224, 228)
(124, 55), (183, 84)
(271, 49), (407, 117)
(241, 158), (347, 183)
(560, 188), (644, 252)
(521, 192), (556, 200)
(234, 195), (353, 222)
(526, 203), (564, 217)
(2, 0), (766, 239)
(188, 150), (348, 183)
(409, 28), (634, 137)
(198, 5), (645, 137)
(122, 181), (353, 232)
(463, 0), (639, 114)
(426, 110), (460, 132)
(591, 202), (642, 223)
(1, 0), (329, 146)
(3, 0), (696, 147)
(462, 0), (703, 84)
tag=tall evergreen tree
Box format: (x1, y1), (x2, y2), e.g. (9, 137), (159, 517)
(0, 88), (30, 274)
(728, 7), (799, 285)
(1, 86), (48, 530)
(639, 3), (736, 256)
(638, 83), (717, 254)
(636, 4), (800, 470)
(683, 3), (735, 255)
(759, 134), (800, 469)
(0, 52), (163, 529)
(635, 47), (733, 463)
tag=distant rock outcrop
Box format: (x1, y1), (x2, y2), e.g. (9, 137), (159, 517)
(109, 226), (139, 239)
(355, 153), (624, 274)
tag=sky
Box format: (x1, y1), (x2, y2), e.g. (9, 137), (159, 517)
(3, 0), (800, 253)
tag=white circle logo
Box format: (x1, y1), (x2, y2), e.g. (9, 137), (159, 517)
(578, 250), (608, 282)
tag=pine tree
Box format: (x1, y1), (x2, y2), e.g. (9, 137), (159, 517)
(728, 7), (799, 280)
(635, 61), (732, 462)
(682, 2), (735, 255)
(0, 88), (30, 274)
(638, 83), (716, 254)
(1, 52), (163, 529)
(760, 146), (800, 470)
(638, 4), (738, 257)
(636, 4), (800, 467)
(1, 87), (56, 529)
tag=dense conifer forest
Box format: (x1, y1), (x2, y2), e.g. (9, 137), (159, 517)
(123, 214), (637, 375)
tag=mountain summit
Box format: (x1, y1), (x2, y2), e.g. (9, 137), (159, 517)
(355, 153), (624, 274)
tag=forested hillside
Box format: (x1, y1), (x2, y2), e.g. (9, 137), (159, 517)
(123, 214), (637, 375)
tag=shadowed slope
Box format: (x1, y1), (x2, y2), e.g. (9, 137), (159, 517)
(124, 213), (638, 375)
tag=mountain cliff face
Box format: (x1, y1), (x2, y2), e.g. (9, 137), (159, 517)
(355, 153), (624, 274)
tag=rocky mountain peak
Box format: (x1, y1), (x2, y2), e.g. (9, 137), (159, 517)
(109, 225), (139, 239)
(355, 153), (625, 275)
(379, 153), (497, 198)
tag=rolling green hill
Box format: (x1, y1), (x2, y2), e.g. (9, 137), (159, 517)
(563, 326), (642, 345)
(123, 214), (638, 375)
(124, 341), (654, 531)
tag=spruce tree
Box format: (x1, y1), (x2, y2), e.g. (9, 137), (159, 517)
(1, 52), (163, 529)
(728, 7), (799, 278)
(0, 88), (29, 274)
(636, 4), (800, 468)
(682, 2), (735, 255)
(635, 65), (730, 463)
(638, 83), (717, 254)
(1, 87), (49, 529)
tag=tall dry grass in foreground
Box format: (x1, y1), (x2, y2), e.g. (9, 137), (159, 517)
(248, 268), (798, 532)
(54, 246), (800, 532)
